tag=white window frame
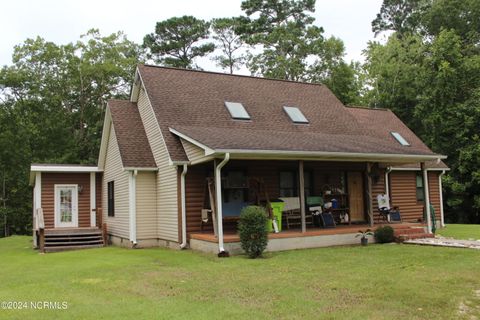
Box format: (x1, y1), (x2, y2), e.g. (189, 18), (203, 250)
(391, 132), (410, 146)
(54, 184), (79, 228)
(283, 106), (309, 124)
(224, 101), (251, 120)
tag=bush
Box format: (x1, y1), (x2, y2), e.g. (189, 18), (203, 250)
(374, 226), (395, 243)
(238, 206), (268, 258)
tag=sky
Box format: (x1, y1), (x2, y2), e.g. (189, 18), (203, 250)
(0, 0), (386, 72)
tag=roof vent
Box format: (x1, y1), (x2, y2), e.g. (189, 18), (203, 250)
(283, 106), (309, 124)
(224, 101), (250, 120)
(391, 132), (410, 146)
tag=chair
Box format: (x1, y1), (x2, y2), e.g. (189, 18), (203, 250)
(279, 197), (314, 229)
(376, 194), (401, 223)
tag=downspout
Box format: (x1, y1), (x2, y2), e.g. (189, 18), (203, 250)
(180, 164), (188, 249)
(385, 167), (392, 199)
(215, 153), (230, 254)
(129, 170), (138, 246)
(439, 170), (446, 228)
(421, 163), (432, 234)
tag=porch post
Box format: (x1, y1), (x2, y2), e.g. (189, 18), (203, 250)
(299, 160), (306, 233)
(421, 162), (432, 233)
(90, 172), (96, 227)
(215, 154), (230, 254)
(366, 163), (374, 227)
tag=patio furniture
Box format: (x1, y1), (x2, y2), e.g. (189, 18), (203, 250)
(377, 194), (402, 223)
(279, 197), (314, 229)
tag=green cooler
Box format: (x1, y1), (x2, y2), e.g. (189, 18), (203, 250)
(267, 201), (285, 232)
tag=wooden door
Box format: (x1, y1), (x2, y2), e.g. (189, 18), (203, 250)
(347, 172), (365, 222)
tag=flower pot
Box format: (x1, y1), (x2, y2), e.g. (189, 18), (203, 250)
(361, 237), (368, 246)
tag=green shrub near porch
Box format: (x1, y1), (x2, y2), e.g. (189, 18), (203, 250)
(238, 206), (268, 258)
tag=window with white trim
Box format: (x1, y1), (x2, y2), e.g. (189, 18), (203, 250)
(391, 132), (410, 146)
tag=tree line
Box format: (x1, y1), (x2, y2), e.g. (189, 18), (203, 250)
(0, 0), (478, 236)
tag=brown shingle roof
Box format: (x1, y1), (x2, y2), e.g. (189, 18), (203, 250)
(138, 65), (441, 159)
(108, 100), (156, 168)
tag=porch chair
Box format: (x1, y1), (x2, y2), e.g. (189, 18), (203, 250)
(376, 194), (402, 223)
(279, 197), (313, 229)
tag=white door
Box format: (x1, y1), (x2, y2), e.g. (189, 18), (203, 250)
(55, 185), (78, 228)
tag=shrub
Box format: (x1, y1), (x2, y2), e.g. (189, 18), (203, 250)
(374, 226), (395, 243)
(238, 206), (268, 258)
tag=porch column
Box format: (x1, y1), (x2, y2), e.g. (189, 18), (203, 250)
(366, 163), (374, 227)
(90, 172), (96, 227)
(299, 160), (306, 233)
(421, 163), (432, 233)
(128, 170), (137, 244)
(439, 171), (446, 228)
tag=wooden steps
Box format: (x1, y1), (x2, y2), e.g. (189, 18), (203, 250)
(44, 228), (104, 252)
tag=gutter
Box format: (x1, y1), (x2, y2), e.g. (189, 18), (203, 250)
(215, 153), (230, 255)
(180, 164), (188, 249)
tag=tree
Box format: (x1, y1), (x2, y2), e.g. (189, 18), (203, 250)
(0, 29), (142, 236)
(143, 16), (214, 69)
(211, 18), (245, 74)
(371, 0), (429, 37)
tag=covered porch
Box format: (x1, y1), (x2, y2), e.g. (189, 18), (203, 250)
(183, 156), (437, 255)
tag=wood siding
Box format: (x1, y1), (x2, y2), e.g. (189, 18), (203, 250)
(371, 168), (386, 221)
(96, 172), (103, 226)
(137, 85), (178, 242)
(389, 171), (441, 222)
(102, 124), (130, 238)
(136, 172), (157, 239)
(181, 138), (206, 163)
(41, 172), (91, 229)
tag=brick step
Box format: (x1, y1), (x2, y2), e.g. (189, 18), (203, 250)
(45, 244), (104, 253)
(397, 233), (434, 242)
(394, 228), (426, 236)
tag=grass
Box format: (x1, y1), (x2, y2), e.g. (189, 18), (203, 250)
(0, 236), (479, 320)
(437, 224), (480, 240)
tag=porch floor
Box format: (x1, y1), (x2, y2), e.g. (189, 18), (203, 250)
(190, 222), (426, 243)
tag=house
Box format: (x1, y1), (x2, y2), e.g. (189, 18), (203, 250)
(30, 65), (448, 254)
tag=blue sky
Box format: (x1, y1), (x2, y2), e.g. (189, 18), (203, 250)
(0, 0), (386, 71)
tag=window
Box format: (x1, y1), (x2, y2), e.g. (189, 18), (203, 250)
(107, 181), (115, 217)
(224, 101), (250, 120)
(279, 170), (314, 197)
(283, 106), (309, 124)
(416, 173), (424, 202)
(391, 132), (410, 146)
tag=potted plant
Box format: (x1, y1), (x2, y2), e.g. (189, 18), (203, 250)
(356, 229), (374, 246)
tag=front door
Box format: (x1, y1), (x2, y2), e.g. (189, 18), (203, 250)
(347, 172), (365, 222)
(55, 185), (78, 228)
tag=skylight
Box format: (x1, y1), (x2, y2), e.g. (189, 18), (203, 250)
(391, 132), (410, 146)
(224, 101), (250, 120)
(283, 106), (309, 124)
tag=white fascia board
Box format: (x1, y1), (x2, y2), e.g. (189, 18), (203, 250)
(97, 106), (112, 170)
(390, 167), (450, 171)
(130, 68), (141, 103)
(168, 128), (215, 155)
(212, 149), (447, 163)
(30, 165), (101, 173)
(123, 167), (158, 172)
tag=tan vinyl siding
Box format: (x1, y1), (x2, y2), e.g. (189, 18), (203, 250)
(137, 85), (179, 242)
(181, 139), (206, 163)
(102, 124), (130, 238)
(136, 172), (157, 239)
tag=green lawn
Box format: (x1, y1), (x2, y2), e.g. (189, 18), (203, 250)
(437, 224), (480, 240)
(0, 236), (479, 320)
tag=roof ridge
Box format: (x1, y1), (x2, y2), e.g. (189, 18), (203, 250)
(140, 64), (328, 88)
(345, 105), (390, 111)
